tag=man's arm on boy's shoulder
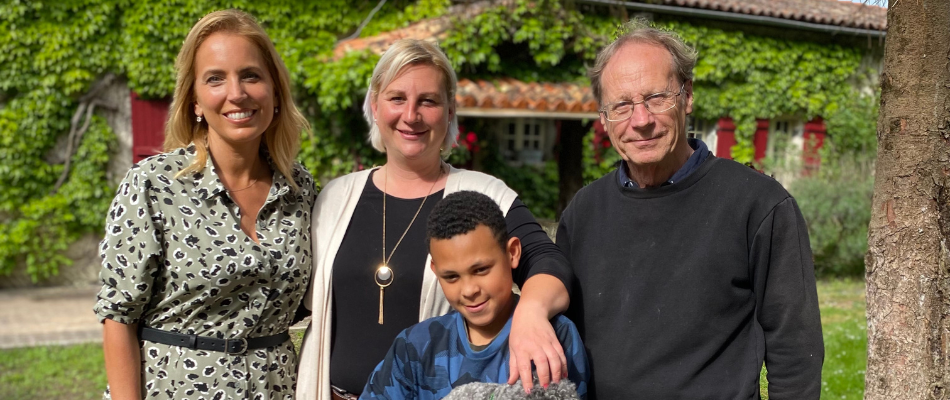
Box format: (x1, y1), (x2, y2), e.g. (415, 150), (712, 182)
(508, 275), (570, 392)
(360, 333), (417, 400)
(552, 315), (590, 399)
(506, 200), (574, 392)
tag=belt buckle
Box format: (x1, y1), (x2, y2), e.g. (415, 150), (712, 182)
(225, 337), (248, 355)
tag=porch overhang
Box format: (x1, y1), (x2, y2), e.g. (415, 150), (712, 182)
(455, 77), (600, 121)
(456, 108), (598, 120)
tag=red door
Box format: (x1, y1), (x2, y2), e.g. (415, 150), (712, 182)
(131, 91), (171, 163)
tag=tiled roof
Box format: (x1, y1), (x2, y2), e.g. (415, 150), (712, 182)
(332, 18), (450, 59)
(332, 0), (885, 117)
(659, 0), (886, 31)
(332, 2), (489, 60)
(333, 0), (887, 60)
(456, 78), (599, 115)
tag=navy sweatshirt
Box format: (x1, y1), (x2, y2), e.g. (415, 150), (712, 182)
(559, 156), (823, 399)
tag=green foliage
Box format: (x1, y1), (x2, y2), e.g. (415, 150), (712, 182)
(788, 152), (874, 277)
(0, 1), (122, 280)
(359, 0), (451, 38)
(482, 156), (560, 220)
(661, 20), (871, 162)
(582, 128), (622, 184)
(303, 50), (379, 113)
(442, 0), (611, 82)
(0, 0), (438, 281)
(1, 0), (881, 281)
(824, 92), (879, 155)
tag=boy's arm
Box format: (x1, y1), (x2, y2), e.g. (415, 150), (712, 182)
(360, 334), (417, 400)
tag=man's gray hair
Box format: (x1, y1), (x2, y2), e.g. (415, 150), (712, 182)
(589, 18), (698, 105)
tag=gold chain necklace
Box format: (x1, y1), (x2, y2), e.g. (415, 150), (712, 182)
(225, 157), (261, 193)
(228, 177), (259, 193)
(375, 163), (443, 324)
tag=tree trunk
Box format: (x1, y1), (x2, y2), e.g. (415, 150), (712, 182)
(557, 119), (588, 219)
(865, 1), (950, 399)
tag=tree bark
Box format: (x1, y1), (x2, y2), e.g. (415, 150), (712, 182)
(865, 1), (950, 399)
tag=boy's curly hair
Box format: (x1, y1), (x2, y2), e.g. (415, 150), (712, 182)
(426, 191), (508, 250)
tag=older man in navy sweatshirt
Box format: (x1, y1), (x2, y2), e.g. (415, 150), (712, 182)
(557, 20), (824, 399)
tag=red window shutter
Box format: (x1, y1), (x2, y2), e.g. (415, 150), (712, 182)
(753, 119), (769, 163)
(802, 117), (827, 174)
(131, 91), (171, 163)
(715, 117), (736, 159)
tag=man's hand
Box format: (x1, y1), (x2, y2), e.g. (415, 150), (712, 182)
(507, 299), (568, 393)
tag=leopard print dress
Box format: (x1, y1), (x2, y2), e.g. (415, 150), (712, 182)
(93, 147), (315, 400)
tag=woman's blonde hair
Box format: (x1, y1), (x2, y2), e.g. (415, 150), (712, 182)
(164, 9), (309, 190)
(362, 39), (458, 157)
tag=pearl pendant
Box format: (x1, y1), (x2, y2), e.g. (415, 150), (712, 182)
(375, 265), (393, 287)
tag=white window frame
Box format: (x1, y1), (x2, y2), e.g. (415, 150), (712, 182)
(688, 117), (718, 156)
(766, 118), (805, 185)
(767, 119), (804, 162)
(497, 118), (556, 165)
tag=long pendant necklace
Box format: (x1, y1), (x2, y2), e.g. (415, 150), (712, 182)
(376, 164), (442, 324)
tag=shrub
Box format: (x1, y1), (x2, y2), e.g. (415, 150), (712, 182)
(481, 149), (560, 220)
(787, 151), (874, 278)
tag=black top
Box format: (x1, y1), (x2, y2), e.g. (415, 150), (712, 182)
(330, 170), (570, 393)
(559, 155), (824, 399)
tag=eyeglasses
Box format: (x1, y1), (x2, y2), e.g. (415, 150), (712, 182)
(599, 83), (686, 122)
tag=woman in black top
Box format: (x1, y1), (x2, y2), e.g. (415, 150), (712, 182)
(296, 39), (573, 400)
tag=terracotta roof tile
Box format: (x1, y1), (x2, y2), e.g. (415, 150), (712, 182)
(661, 0), (886, 30)
(332, 0), (883, 116)
(456, 78), (599, 114)
(332, 18), (451, 59)
(332, 2), (491, 60)
(333, 0), (885, 60)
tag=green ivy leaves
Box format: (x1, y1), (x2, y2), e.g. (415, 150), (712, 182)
(667, 20), (873, 162)
(0, 0), (879, 281)
(0, 0), (382, 280)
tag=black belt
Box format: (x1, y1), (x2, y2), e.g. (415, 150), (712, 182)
(139, 327), (290, 355)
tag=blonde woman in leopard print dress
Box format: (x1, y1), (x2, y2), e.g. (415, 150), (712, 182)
(93, 10), (313, 400)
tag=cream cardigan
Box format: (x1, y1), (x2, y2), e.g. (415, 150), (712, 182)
(295, 167), (517, 400)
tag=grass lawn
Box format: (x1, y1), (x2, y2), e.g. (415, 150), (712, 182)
(761, 278), (867, 399)
(1, 279), (866, 399)
(815, 279), (867, 399)
(0, 343), (107, 400)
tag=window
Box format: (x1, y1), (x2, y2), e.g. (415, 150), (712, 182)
(688, 117), (717, 156)
(767, 118), (804, 184)
(767, 119), (804, 162)
(497, 118), (555, 165)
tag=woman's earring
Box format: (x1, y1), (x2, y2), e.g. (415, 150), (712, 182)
(197, 115), (202, 123)
(275, 107), (279, 114)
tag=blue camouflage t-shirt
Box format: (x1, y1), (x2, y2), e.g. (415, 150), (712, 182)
(360, 306), (589, 400)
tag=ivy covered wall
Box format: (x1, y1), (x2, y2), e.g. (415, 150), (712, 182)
(0, 0), (880, 282)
